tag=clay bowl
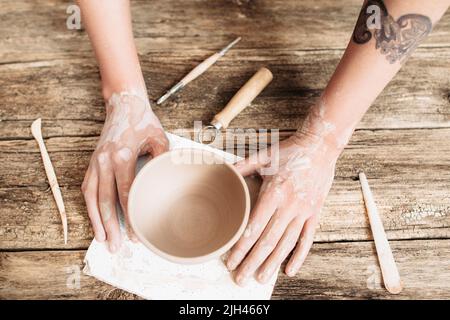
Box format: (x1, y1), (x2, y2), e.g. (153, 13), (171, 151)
(128, 148), (250, 264)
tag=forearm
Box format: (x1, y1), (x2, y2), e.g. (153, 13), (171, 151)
(79, 1), (169, 249)
(77, 0), (145, 100)
(302, 0), (449, 154)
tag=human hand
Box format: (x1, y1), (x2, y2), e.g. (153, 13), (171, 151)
(82, 91), (169, 253)
(226, 103), (346, 285)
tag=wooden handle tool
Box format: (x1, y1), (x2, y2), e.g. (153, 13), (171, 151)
(157, 37), (241, 105)
(198, 67), (273, 144)
(211, 67), (273, 130)
(359, 172), (402, 294)
(31, 118), (68, 244)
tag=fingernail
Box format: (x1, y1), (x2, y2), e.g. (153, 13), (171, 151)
(95, 233), (106, 242)
(227, 259), (238, 271)
(235, 274), (249, 287)
(257, 271), (270, 283)
(109, 242), (118, 253)
(227, 251), (245, 271)
(286, 267), (297, 277)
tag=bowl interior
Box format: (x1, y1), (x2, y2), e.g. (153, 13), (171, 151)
(129, 149), (249, 262)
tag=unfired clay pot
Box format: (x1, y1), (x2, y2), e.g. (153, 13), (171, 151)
(128, 148), (250, 264)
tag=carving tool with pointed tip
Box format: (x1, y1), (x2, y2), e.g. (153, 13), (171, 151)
(157, 37), (242, 105)
(31, 118), (68, 244)
(359, 172), (402, 294)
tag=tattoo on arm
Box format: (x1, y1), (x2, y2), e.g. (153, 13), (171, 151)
(353, 0), (432, 64)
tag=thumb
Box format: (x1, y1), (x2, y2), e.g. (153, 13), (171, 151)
(149, 130), (170, 158)
(234, 147), (272, 177)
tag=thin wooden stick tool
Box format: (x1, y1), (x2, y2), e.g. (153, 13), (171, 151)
(359, 172), (402, 294)
(31, 118), (68, 244)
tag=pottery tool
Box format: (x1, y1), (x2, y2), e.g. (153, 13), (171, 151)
(359, 172), (402, 294)
(199, 67), (273, 144)
(31, 118), (68, 244)
(157, 37), (241, 105)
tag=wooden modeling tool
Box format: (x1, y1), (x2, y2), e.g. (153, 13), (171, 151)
(31, 118), (68, 244)
(359, 172), (402, 294)
(157, 37), (241, 105)
(199, 67), (273, 144)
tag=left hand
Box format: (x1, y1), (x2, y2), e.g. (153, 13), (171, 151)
(226, 118), (342, 285)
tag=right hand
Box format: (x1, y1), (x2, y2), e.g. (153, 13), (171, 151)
(82, 92), (169, 253)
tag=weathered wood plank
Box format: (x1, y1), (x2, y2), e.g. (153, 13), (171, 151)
(1, 0), (449, 301)
(1, 0), (449, 64)
(0, 250), (141, 300)
(273, 239), (450, 300)
(1, 129), (449, 249)
(2, 128), (449, 186)
(1, 240), (449, 299)
(1, 48), (450, 135)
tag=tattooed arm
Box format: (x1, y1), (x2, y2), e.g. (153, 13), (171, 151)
(77, 0), (169, 252)
(227, 0), (449, 285)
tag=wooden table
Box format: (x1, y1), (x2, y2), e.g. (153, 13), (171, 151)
(1, 0), (449, 299)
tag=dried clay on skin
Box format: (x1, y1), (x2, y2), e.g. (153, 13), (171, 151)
(100, 202), (113, 222)
(83, 89), (170, 248)
(97, 91), (169, 157)
(229, 97), (346, 283)
(117, 147), (133, 162)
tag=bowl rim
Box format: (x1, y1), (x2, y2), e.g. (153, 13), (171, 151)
(128, 148), (250, 264)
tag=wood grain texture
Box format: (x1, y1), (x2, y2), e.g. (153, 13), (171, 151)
(1, 129), (449, 249)
(1, 0), (450, 299)
(1, 240), (449, 300)
(1, 49), (450, 135)
(1, 0), (449, 133)
(273, 239), (450, 300)
(1, 0), (449, 63)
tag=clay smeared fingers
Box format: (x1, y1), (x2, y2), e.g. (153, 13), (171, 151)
(114, 151), (138, 242)
(138, 127), (170, 158)
(81, 165), (106, 242)
(285, 214), (319, 277)
(98, 158), (121, 253)
(149, 131), (170, 157)
(233, 205), (294, 286)
(234, 147), (273, 177)
(256, 216), (306, 284)
(226, 181), (279, 271)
